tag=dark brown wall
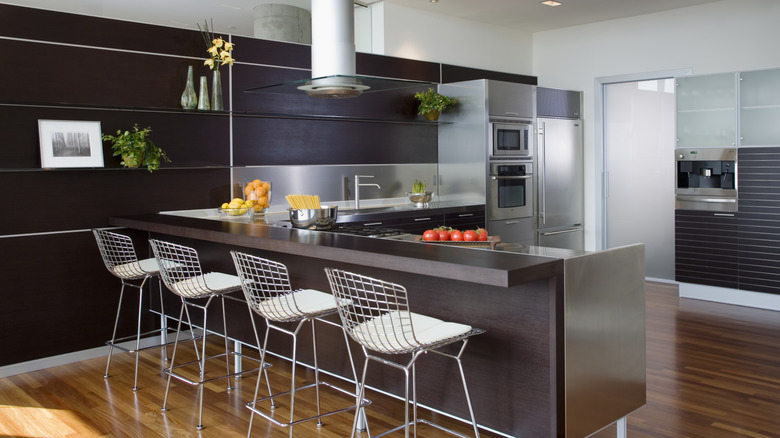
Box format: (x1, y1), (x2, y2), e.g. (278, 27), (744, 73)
(0, 3), (536, 366)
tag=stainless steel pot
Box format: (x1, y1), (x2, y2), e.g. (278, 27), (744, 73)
(289, 206), (338, 229)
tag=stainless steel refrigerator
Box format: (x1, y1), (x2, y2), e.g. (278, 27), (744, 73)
(536, 88), (584, 250)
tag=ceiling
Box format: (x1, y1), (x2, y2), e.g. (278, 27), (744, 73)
(3, 0), (721, 36)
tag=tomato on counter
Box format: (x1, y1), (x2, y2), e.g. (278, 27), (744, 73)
(463, 230), (477, 241)
(423, 229), (438, 241)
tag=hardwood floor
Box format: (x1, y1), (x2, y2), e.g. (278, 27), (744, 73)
(1, 282), (780, 437)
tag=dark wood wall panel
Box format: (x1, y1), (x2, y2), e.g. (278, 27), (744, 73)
(3, 39), (218, 109)
(356, 52), (441, 82)
(232, 35), (310, 69)
(0, 106), (230, 169)
(442, 63), (538, 85)
(0, 168), (230, 235)
(0, 3), (202, 57)
(232, 117), (437, 165)
(0, 231), (159, 366)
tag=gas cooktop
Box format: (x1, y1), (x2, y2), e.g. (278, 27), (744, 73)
(271, 221), (407, 238)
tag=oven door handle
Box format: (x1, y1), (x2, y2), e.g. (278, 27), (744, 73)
(490, 175), (533, 180)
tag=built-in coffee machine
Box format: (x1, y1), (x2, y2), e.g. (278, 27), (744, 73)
(675, 148), (737, 212)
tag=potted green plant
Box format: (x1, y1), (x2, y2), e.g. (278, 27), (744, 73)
(414, 88), (458, 121)
(102, 124), (170, 172)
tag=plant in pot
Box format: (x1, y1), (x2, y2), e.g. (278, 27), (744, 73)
(102, 124), (170, 172)
(414, 87), (458, 121)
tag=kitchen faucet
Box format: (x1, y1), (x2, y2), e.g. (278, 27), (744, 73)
(355, 175), (380, 209)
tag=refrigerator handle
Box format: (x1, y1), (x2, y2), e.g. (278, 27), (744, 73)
(539, 121), (546, 225)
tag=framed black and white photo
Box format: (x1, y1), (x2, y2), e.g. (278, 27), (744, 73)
(38, 120), (104, 168)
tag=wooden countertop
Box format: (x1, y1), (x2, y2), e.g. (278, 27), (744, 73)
(110, 213), (563, 288)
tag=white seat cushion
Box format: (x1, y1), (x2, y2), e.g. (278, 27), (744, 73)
(255, 289), (338, 321)
(171, 272), (241, 298)
(352, 310), (472, 354)
(112, 257), (160, 279)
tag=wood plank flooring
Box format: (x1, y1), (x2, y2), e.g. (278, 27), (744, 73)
(1, 282), (779, 437)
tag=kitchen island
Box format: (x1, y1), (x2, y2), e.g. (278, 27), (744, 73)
(110, 212), (646, 438)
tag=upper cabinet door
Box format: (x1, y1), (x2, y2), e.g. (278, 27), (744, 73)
(676, 73), (738, 148)
(740, 68), (780, 146)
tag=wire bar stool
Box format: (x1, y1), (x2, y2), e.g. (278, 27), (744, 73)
(149, 239), (265, 430)
(230, 251), (368, 438)
(325, 268), (485, 438)
(93, 229), (171, 391)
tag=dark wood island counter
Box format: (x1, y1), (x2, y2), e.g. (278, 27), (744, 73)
(110, 213), (646, 438)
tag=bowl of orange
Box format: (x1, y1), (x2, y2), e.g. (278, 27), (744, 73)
(243, 179), (271, 214)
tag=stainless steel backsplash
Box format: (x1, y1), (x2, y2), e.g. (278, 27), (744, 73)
(232, 163), (438, 207)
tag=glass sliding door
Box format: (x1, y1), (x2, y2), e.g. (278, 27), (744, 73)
(604, 78), (676, 280)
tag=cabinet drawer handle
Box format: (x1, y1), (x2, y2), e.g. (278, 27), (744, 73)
(414, 217), (432, 222)
(363, 222), (383, 226)
(458, 213), (475, 217)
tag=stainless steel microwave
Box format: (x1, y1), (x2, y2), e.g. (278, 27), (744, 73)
(490, 118), (532, 157)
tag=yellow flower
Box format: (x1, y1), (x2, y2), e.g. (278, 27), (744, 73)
(199, 20), (236, 71)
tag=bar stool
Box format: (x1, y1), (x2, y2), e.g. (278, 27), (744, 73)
(92, 228), (169, 392)
(325, 267), (485, 438)
(149, 239), (260, 430)
(230, 251), (366, 438)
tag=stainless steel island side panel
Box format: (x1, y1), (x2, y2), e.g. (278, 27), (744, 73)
(563, 243), (646, 437)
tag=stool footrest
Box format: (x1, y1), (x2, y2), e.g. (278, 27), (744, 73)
(106, 328), (195, 354)
(164, 352), (271, 386)
(246, 381), (371, 428)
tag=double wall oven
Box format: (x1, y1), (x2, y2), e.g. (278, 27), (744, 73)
(488, 117), (535, 245)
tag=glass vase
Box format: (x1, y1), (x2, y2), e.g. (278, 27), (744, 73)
(180, 66), (197, 110)
(212, 70), (224, 111)
(197, 75), (210, 111)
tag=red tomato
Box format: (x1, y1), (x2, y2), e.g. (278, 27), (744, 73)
(437, 229), (451, 241)
(423, 229), (438, 241)
(476, 228), (488, 241)
(450, 230), (463, 241)
(463, 230), (477, 241)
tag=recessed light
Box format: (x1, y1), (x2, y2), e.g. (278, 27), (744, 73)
(430, 0), (439, 3)
(540, 0), (562, 6)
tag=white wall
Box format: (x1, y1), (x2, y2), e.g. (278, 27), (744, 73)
(532, 0), (780, 250)
(375, 2), (533, 75)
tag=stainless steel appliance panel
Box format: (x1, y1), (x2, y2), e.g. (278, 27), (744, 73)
(537, 118), (584, 230)
(488, 80), (534, 118)
(489, 217), (535, 246)
(537, 226), (584, 251)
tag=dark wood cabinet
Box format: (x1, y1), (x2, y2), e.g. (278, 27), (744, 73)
(675, 209), (739, 289)
(675, 147), (780, 295)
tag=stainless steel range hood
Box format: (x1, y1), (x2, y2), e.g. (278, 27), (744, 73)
(244, 0), (432, 98)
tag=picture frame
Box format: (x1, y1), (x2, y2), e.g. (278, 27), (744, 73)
(38, 119), (104, 168)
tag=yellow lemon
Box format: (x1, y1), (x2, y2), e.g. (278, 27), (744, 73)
(221, 202), (229, 209)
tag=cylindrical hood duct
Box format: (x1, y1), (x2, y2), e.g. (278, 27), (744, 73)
(299, 0), (368, 98)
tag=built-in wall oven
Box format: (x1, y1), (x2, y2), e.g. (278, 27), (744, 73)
(675, 148), (737, 212)
(490, 117), (533, 157)
(488, 161), (534, 220)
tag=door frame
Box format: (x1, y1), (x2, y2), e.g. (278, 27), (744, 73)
(593, 68), (692, 251)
